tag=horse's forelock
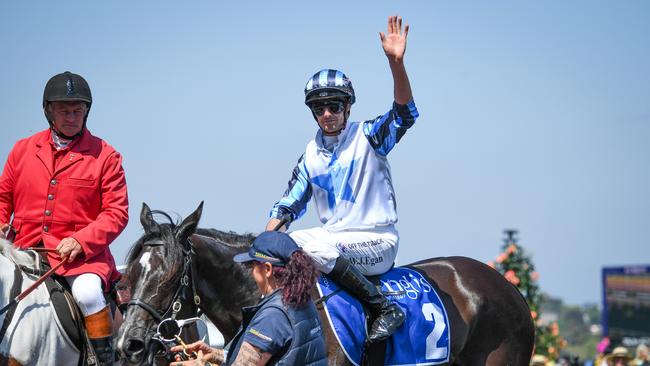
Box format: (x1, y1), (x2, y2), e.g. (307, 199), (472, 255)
(160, 224), (186, 283)
(125, 222), (187, 295)
(126, 221), (176, 262)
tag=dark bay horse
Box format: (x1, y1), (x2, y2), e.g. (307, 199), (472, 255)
(117, 203), (534, 365)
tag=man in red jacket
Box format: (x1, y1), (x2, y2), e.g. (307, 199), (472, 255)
(0, 71), (128, 365)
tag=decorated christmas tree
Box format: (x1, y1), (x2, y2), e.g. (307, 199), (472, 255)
(488, 229), (566, 360)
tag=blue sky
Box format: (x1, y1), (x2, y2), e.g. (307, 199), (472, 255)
(1, 1), (648, 305)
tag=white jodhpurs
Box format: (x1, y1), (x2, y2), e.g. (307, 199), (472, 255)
(289, 226), (399, 276)
(65, 273), (107, 316)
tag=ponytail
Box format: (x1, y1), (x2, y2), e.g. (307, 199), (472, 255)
(272, 250), (318, 307)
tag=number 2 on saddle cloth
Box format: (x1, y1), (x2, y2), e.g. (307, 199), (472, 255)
(317, 267), (451, 366)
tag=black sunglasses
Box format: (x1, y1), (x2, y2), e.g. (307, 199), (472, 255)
(311, 101), (345, 116)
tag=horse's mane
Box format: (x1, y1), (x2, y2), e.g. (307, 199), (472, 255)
(125, 227), (255, 267)
(124, 212), (255, 284)
(194, 228), (255, 248)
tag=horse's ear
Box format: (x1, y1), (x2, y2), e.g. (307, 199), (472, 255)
(175, 201), (203, 242)
(140, 202), (156, 234)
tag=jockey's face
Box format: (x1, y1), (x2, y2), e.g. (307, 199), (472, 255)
(48, 101), (87, 137)
(311, 100), (350, 136)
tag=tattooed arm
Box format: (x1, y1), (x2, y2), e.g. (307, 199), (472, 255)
(231, 342), (273, 366)
(169, 341), (226, 366)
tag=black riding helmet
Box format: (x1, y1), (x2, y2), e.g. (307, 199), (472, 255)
(43, 72), (92, 137)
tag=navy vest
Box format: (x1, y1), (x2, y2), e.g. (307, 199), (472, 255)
(225, 290), (327, 365)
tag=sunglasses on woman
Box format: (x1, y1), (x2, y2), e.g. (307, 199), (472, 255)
(311, 101), (345, 116)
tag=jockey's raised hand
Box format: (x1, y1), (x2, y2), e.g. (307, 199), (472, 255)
(380, 15), (409, 64)
(56, 237), (83, 263)
(380, 15), (413, 106)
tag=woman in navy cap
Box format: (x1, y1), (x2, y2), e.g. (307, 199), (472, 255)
(170, 231), (327, 366)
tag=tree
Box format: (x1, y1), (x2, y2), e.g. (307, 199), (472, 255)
(488, 229), (566, 360)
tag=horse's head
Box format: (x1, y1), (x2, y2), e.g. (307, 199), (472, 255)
(116, 202), (203, 365)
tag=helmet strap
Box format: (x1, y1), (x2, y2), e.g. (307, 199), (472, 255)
(50, 124), (84, 140)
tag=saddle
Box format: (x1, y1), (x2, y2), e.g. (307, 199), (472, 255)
(10, 249), (118, 366)
(316, 267), (451, 366)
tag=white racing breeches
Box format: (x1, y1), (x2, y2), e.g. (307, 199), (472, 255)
(65, 273), (107, 316)
(289, 225), (398, 276)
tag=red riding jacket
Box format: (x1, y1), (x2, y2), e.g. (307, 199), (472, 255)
(0, 128), (128, 290)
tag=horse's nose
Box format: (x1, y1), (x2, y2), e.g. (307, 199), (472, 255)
(122, 337), (146, 359)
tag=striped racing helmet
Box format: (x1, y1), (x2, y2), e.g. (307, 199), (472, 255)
(304, 69), (355, 106)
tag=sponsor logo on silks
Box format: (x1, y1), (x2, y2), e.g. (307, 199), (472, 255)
(337, 240), (384, 254)
(248, 328), (273, 342)
(253, 252), (282, 263)
(349, 256), (384, 267)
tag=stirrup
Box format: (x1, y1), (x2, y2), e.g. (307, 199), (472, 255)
(368, 303), (405, 342)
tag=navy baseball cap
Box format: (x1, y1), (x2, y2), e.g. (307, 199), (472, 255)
(233, 231), (300, 266)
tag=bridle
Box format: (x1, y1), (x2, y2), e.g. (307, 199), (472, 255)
(127, 242), (201, 321)
(125, 230), (202, 358)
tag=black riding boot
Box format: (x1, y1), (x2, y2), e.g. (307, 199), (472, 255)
(329, 257), (405, 342)
(85, 306), (114, 366)
(90, 336), (115, 366)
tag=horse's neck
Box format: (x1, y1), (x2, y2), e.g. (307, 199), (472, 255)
(1, 243), (41, 271)
(191, 234), (260, 340)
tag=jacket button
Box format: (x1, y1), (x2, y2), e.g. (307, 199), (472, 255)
(50, 179), (57, 185)
(45, 210), (51, 216)
(48, 194), (54, 200)
(43, 226), (49, 232)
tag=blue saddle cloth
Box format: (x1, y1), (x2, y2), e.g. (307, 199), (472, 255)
(316, 267), (450, 366)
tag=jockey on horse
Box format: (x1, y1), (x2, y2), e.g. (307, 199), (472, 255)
(266, 15), (418, 343)
(0, 71), (128, 365)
